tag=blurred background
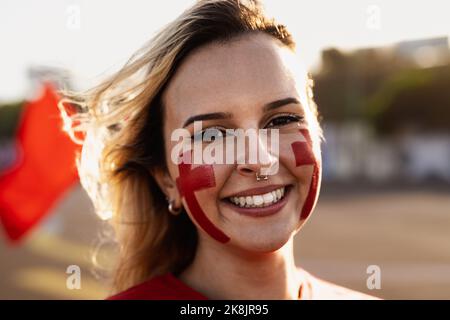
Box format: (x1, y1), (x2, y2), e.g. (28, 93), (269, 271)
(0, 0), (449, 299)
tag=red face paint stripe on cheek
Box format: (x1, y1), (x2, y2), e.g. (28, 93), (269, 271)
(176, 153), (230, 243)
(291, 129), (320, 220)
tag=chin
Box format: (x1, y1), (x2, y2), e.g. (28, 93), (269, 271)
(229, 225), (295, 253)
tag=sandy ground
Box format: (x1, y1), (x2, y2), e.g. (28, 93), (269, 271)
(1, 182), (449, 299)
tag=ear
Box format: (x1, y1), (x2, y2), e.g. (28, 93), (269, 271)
(151, 166), (181, 207)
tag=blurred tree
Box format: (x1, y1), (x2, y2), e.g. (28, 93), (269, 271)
(313, 47), (450, 135)
(367, 66), (450, 135)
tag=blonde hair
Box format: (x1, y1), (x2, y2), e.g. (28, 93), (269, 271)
(59, 0), (321, 294)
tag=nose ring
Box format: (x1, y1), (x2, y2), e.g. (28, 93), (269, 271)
(256, 172), (269, 181)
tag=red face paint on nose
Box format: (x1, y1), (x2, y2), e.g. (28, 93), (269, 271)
(291, 129), (320, 220)
(176, 152), (230, 243)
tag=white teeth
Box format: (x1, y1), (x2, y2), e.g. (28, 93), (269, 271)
(263, 193), (274, 204)
(276, 189), (281, 198)
(228, 186), (286, 208)
(253, 195), (264, 206)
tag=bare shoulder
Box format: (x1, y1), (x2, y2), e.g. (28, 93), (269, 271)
(301, 269), (381, 300)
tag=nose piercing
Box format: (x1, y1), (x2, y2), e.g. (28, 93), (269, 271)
(255, 172), (269, 181)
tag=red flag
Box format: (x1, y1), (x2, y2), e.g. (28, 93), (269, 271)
(0, 82), (80, 242)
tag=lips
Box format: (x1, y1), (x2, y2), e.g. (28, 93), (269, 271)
(225, 184), (287, 197)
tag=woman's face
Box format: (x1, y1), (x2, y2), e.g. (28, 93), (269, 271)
(160, 33), (322, 252)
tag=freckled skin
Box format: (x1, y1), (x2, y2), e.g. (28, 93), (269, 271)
(175, 128), (320, 244)
(176, 152), (230, 243)
(161, 33), (322, 252)
(291, 129), (321, 221)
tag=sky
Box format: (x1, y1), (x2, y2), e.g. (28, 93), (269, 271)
(0, 0), (449, 101)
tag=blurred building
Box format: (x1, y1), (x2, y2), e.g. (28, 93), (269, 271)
(321, 123), (450, 183)
(395, 36), (450, 68)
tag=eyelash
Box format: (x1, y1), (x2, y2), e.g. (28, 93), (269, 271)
(265, 113), (304, 128)
(190, 114), (305, 140)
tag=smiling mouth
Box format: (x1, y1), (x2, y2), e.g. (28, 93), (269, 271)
(225, 185), (290, 209)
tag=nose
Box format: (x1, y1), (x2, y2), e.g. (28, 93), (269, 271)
(237, 162), (263, 177)
(236, 132), (279, 178)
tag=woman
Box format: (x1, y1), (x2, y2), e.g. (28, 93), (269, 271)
(61, 0), (377, 299)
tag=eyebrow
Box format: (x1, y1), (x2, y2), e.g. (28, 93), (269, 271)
(183, 112), (233, 128)
(182, 97), (301, 128)
(263, 97), (301, 112)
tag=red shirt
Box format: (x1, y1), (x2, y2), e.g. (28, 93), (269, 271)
(107, 269), (379, 300)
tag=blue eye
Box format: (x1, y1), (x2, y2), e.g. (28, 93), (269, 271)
(266, 114), (304, 128)
(191, 127), (227, 142)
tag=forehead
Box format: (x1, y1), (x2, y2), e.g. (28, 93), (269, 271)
(163, 33), (305, 125)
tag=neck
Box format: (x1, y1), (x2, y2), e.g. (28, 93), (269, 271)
(179, 235), (302, 300)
